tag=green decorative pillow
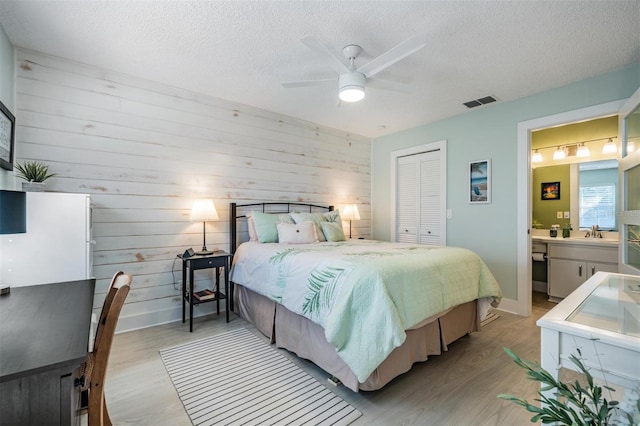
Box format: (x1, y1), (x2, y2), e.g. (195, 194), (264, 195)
(323, 210), (342, 223)
(251, 211), (294, 243)
(320, 222), (346, 242)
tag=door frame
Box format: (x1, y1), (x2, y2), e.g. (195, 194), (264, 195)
(390, 140), (447, 244)
(513, 100), (625, 317)
(617, 87), (640, 274)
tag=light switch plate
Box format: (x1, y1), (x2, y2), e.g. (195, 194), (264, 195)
(564, 211), (570, 219)
(556, 211), (563, 219)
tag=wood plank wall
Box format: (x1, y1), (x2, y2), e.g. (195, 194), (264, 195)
(14, 49), (371, 331)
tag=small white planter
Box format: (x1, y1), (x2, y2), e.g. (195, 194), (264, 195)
(21, 182), (46, 192)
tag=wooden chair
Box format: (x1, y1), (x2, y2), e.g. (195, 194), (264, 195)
(92, 271), (125, 352)
(78, 272), (132, 426)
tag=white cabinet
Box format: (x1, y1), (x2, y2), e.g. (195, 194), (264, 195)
(537, 272), (640, 392)
(547, 243), (617, 300)
(0, 192), (92, 286)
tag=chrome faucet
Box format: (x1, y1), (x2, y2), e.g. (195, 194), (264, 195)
(586, 225), (602, 238)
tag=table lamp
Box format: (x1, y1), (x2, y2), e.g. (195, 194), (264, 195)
(341, 204), (360, 239)
(190, 199), (218, 255)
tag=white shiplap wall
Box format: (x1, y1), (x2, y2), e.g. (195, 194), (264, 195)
(14, 49), (371, 331)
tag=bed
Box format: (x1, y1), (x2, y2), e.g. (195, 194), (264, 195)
(228, 202), (502, 392)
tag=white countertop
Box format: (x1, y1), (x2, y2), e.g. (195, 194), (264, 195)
(532, 234), (618, 247)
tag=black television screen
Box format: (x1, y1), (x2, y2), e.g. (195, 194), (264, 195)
(0, 190), (26, 234)
(0, 100), (15, 171)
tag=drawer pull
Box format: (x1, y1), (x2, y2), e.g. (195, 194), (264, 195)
(591, 265), (595, 276)
(578, 264), (582, 277)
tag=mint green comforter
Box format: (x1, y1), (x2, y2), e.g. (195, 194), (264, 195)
(231, 240), (502, 382)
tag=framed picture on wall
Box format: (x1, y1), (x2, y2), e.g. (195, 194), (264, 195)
(541, 181), (560, 200)
(0, 100), (15, 171)
(469, 159), (491, 204)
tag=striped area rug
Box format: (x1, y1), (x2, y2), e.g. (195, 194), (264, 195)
(160, 328), (362, 426)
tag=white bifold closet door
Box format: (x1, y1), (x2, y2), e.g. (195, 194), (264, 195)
(396, 149), (443, 245)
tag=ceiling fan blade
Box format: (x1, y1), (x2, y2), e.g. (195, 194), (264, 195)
(281, 78), (336, 88)
(357, 37), (425, 78)
(300, 35), (350, 74)
(368, 77), (413, 94)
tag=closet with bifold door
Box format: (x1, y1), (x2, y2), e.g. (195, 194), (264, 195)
(395, 148), (445, 246)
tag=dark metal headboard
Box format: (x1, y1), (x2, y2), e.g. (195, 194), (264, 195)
(229, 202), (334, 255)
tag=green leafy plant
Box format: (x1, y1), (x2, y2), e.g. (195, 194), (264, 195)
(498, 347), (623, 425)
(14, 161), (56, 182)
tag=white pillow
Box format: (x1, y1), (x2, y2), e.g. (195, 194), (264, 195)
(290, 212), (326, 242)
(245, 212), (258, 241)
(276, 221), (318, 244)
(290, 210), (343, 242)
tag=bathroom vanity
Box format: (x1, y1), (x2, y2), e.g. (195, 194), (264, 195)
(532, 234), (618, 301)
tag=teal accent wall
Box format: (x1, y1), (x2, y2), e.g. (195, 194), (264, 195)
(372, 63), (640, 300)
(532, 165), (570, 229)
(0, 24), (14, 190)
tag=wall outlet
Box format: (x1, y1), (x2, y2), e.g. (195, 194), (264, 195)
(556, 211), (563, 219)
(564, 211), (570, 219)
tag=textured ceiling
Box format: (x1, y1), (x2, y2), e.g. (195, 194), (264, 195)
(0, 1), (639, 138)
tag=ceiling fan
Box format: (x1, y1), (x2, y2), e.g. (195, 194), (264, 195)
(282, 35), (425, 103)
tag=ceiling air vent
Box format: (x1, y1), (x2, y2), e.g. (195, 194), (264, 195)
(463, 95), (498, 109)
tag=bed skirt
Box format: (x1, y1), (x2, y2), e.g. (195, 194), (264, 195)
(234, 284), (480, 392)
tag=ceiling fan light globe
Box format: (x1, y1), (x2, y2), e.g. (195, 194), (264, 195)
(338, 72), (366, 102)
(339, 87), (365, 102)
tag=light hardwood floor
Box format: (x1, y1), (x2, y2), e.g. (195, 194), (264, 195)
(105, 293), (556, 425)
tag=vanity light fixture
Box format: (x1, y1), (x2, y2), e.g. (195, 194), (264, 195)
(602, 138), (617, 154)
(552, 146), (566, 160)
(531, 150), (543, 163)
(576, 143), (590, 158)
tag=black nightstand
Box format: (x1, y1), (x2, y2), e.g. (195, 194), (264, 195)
(178, 251), (231, 332)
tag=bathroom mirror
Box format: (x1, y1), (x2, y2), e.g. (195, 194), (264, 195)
(532, 160), (618, 231)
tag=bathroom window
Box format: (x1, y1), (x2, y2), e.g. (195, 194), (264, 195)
(578, 162), (618, 230)
(579, 184), (616, 230)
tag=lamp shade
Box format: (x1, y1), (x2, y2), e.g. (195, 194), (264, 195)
(531, 150), (543, 163)
(576, 143), (590, 158)
(0, 190), (27, 234)
(552, 146), (566, 160)
(602, 138), (618, 154)
(342, 204), (360, 221)
(190, 199), (218, 222)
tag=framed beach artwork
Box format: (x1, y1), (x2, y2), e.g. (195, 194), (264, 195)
(469, 159), (491, 204)
(541, 181), (560, 200)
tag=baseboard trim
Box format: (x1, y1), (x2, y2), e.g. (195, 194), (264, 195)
(495, 297), (520, 315)
(115, 304), (227, 334)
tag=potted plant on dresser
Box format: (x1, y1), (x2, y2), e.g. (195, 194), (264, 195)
(14, 161), (56, 192)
